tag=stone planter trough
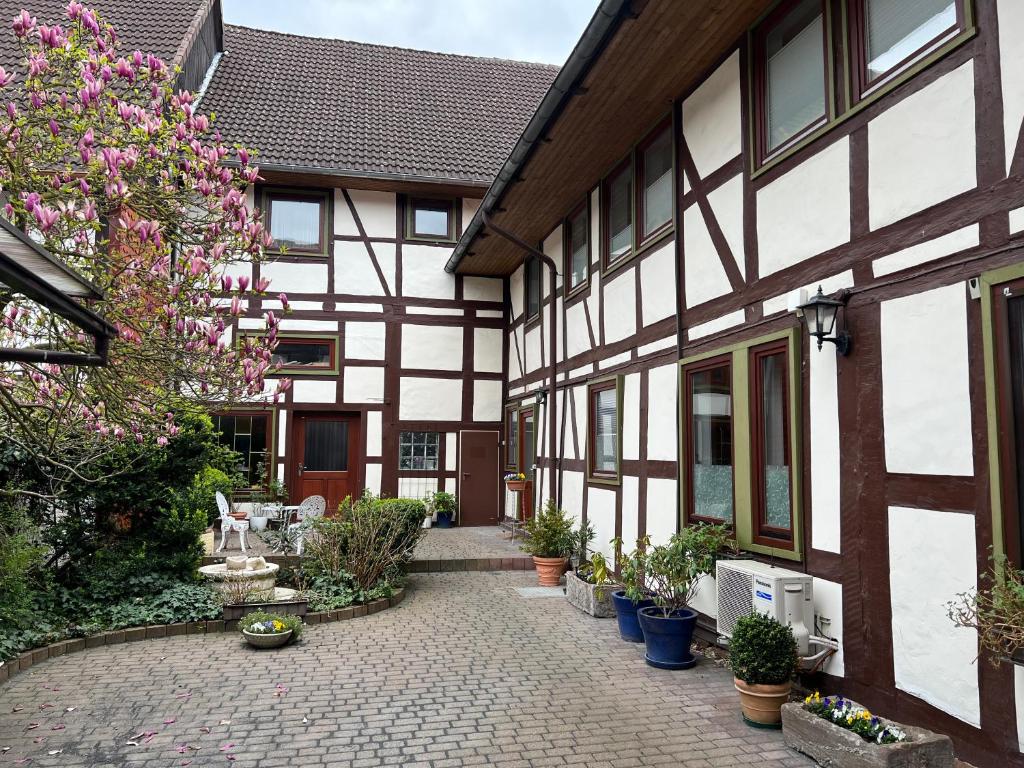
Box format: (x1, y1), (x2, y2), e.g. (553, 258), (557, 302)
(565, 570), (618, 618)
(223, 598), (308, 621)
(781, 701), (954, 768)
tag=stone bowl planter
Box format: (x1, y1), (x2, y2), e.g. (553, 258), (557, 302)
(565, 570), (618, 618)
(781, 701), (954, 768)
(241, 628), (293, 649)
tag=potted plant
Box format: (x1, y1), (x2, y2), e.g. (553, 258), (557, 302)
(567, 551), (619, 618)
(504, 471), (527, 492)
(730, 612), (798, 726)
(610, 537), (655, 642)
(948, 554), (1024, 666)
(432, 491), (457, 529)
(520, 499), (573, 586)
(634, 523), (732, 669)
(239, 611), (303, 649)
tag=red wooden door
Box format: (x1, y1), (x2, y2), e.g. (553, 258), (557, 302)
(290, 413), (360, 514)
(459, 430), (499, 525)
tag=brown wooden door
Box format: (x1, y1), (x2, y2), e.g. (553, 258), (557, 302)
(290, 413), (360, 514)
(459, 430), (499, 526)
(519, 408), (535, 519)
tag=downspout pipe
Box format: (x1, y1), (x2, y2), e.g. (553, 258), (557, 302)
(483, 211), (559, 508)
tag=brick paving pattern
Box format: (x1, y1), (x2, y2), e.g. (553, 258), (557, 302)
(0, 571), (812, 767)
(413, 526), (525, 561)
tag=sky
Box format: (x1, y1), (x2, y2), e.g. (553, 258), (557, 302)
(221, 0), (598, 66)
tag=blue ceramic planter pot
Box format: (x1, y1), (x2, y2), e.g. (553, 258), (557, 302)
(436, 514), (453, 529)
(611, 590), (655, 643)
(637, 606), (698, 670)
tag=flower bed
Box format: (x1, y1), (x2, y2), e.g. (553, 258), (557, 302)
(803, 692), (906, 744)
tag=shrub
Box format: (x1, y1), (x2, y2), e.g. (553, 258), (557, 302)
(729, 612), (798, 685)
(340, 493), (426, 591)
(176, 466), (235, 528)
(948, 555), (1024, 665)
(0, 500), (45, 627)
(240, 611), (303, 641)
(520, 500), (574, 559)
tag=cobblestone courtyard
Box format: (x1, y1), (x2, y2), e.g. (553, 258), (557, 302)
(0, 571), (811, 767)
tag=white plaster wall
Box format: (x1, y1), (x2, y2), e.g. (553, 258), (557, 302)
(473, 379), (502, 422)
(587, 487), (617, 564)
(707, 174), (745, 278)
(291, 379), (337, 403)
(688, 310), (745, 341)
(336, 302), (383, 313)
(344, 321), (386, 359)
(509, 266), (524, 323)
(372, 242), (397, 295)
(565, 300), (591, 360)
(264, 299), (319, 311)
(525, 324), (543, 374)
(812, 578), (845, 676)
(868, 62), (976, 230)
(260, 261), (328, 294)
(682, 50), (741, 178)
(463, 276), (503, 303)
(474, 328), (503, 373)
(757, 138), (850, 277)
(462, 197), (481, 226)
(639, 241), (676, 327)
(621, 475), (640, 555)
(279, 319), (337, 331)
(638, 335), (676, 358)
(622, 372), (641, 461)
(810, 339), (842, 554)
(366, 411), (382, 457)
(646, 477), (678, 546)
(647, 363), (678, 462)
(1000, 0), (1024, 174)
(889, 506), (979, 726)
(762, 270), (855, 317)
(402, 244), (455, 300)
(683, 202), (732, 307)
(599, 351), (631, 370)
(445, 433), (457, 471)
(572, 385), (588, 462)
(603, 268), (637, 344)
(543, 225), (563, 284)
(364, 463), (382, 495)
(348, 190), (396, 238)
(1011, 206), (1024, 235)
(343, 366), (385, 403)
(277, 411), (288, 457)
(334, 240), (388, 296)
(333, 189), (359, 236)
(398, 377), (462, 420)
(478, 309), (504, 319)
(689, 574), (717, 620)
(872, 225), (979, 278)
(562, 470), (585, 519)
(402, 324), (462, 371)
(881, 283), (973, 476)
(508, 325), (525, 380)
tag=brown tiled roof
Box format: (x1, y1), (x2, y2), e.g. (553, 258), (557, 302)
(200, 25), (560, 184)
(0, 0), (210, 67)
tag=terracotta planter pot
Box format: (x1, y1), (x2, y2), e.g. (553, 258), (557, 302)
(734, 677), (791, 728)
(533, 556), (567, 586)
(506, 480), (527, 492)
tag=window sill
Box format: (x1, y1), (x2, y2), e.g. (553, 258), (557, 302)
(738, 541), (801, 563)
(405, 234), (457, 245)
(587, 474), (621, 487)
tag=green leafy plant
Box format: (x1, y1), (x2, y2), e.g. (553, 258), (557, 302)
(520, 500), (574, 559)
(570, 519), (595, 568)
(337, 493), (426, 591)
(578, 552), (612, 585)
(239, 611), (303, 641)
(431, 491), (457, 523)
(174, 466), (236, 527)
(729, 612), (798, 685)
(948, 555), (1024, 665)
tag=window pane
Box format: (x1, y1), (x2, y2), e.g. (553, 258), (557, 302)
(399, 432), (438, 471)
(690, 365), (733, 522)
(270, 198), (321, 250)
(765, 0), (826, 152)
(593, 388), (618, 473)
(522, 413), (535, 471)
(865, 0), (956, 80)
(1006, 295), (1024, 561)
(642, 129), (673, 236)
(607, 166), (632, 261)
(304, 420), (348, 471)
(271, 341), (332, 367)
(759, 353), (791, 530)
(414, 204), (450, 237)
(569, 208), (588, 289)
(526, 259), (540, 318)
(507, 414), (519, 466)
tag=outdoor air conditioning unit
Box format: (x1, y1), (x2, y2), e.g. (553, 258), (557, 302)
(716, 559), (814, 652)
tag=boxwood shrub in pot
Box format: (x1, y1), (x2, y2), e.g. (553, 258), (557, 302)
(730, 612), (799, 727)
(520, 500), (573, 586)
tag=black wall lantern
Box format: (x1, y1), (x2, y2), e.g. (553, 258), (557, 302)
(798, 286), (852, 356)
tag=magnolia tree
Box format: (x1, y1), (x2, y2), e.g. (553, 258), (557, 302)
(0, 4), (290, 495)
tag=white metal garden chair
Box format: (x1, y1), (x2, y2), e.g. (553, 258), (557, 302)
(215, 491), (249, 553)
(288, 495), (326, 556)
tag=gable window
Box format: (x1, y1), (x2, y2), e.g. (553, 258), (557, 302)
(506, 408), (519, 468)
(566, 203), (589, 293)
(525, 257), (541, 321)
(849, 0), (963, 99)
(638, 123), (673, 241)
(407, 197), (456, 241)
(399, 431), (439, 471)
(588, 377), (621, 483)
(684, 357), (734, 525)
(271, 338), (334, 369)
(750, 341), (793, 545)
(754, 0), (828, 161)
(213, 413), (271, 489)
(265, 189), (327, 255)
(604, 159), (633, 268)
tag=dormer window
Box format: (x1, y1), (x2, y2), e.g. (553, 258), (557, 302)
(407, 197), (456, 242)
(264, 188), (328, 255)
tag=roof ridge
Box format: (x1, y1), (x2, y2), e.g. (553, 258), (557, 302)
(222, 23), (562, 70)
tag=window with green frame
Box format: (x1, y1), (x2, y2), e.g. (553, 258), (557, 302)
(679, 328), (802, 559)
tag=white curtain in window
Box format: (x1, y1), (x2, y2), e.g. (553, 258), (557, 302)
(594, 388), (617, 472)
(570, 210), (588, 288)
(271, 199), (320, 249)
(608, 171), (632, 259)
(766, 3), (825, 151)
(643, 131), (672, 235)
(865, 0), (956, 79)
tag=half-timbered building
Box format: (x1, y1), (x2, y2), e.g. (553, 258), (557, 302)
(448, 0), (1024, 765)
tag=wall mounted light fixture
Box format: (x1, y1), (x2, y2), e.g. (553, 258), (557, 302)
(798, 286), (852, 356)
